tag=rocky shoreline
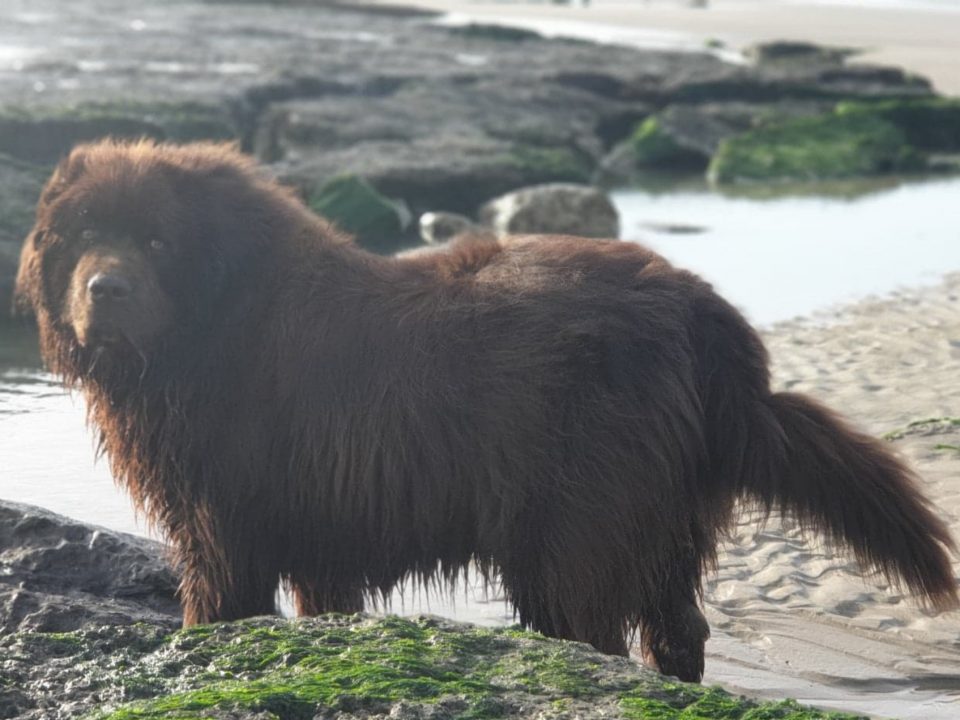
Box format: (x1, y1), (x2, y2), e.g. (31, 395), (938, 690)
(2, 0), (960, 300)
(0, 500), (867, 720)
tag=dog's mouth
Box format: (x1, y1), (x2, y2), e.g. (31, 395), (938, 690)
(75, 323), (152, 382)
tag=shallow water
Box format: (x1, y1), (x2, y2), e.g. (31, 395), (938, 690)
(616, 174), (960, 326)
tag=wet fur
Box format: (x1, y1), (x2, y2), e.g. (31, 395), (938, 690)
(14, 140), (958, 682)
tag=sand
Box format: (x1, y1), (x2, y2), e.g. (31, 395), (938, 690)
(373, 0), (960, 97)
(704, 278), (960, 718)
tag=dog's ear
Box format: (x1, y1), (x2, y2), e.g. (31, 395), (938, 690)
(162, 152), (280, 278)
(39, 148), (90, 209)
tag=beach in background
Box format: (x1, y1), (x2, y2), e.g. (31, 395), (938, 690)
(376, 0), (960, 96)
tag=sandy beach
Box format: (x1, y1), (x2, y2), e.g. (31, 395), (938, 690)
(700, 277), (960, 718)
(374, 0), (960, 96)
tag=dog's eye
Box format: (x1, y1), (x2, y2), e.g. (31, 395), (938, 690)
(149, 238), (167, 252)
(80, 229), (96, 242)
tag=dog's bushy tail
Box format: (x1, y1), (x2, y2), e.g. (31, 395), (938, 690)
(736, 391), (958, 611)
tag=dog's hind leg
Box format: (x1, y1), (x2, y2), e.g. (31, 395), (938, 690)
(500, 552), (632, 657)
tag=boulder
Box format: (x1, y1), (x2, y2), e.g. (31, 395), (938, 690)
(479, 183), (619, 239)
(308, 175), (407, 254)
(0, 500), (181, 633)
(836, 97), (960, 151)
(612, 101), (832, 178)
(418, 211), (479, 245)
(708, 112), (925, 184)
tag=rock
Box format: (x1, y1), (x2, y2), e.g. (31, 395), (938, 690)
(0, 102), (237, 166)
(0, 500), (181, 633)
(663, 59), (932, 104)
(618, 101), (832, 176)
(253, 78), (617, 167)
(629, 112), (717, 170)
(0, 155), (47, 306)
(0, 614), (863, 720)
(257, 76), (618, 214)
(0, 3), (952, 295)
(479, 183), (619, 239)
(836, 97), (960, 151)
(708, 112), (925, 184)
(443, 23), (544, 43)
(280, 136), (593, 218)
(308, 175), (407, 254)
(744, 41), (857, 67)
(418, 212), (478, 245)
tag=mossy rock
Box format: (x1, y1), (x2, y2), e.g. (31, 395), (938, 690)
(506, 144), (593, 184)
(0, 102), (237, 165)
(631, 117), (709, 170)
(708, 113), (925, 184)
(836, 97), (960, 151)
(308, 175), (405, 254)
(0, 615), (869, 720)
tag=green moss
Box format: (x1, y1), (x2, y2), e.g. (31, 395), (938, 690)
(708, 112), (924, 184)
(308, 175), (404, 254)
(836, 98), (960, 151)
(0, 102), (237, 165)
(507, 144), (593, 183)
(91, 617), (506, 719)
(619, 686), (864, 720)
(883, 416), (960, 441)
(0, 616), (861, 720)
(630, 117), (708, 170)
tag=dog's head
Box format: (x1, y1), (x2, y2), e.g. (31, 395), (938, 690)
(14, 139), (288, 382)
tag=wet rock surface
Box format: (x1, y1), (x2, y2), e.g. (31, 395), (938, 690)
(0, 500), (181, 634)
(479, 183), (619, 239)
(0, 613), (865, 720)
(418, 211), (478, 245)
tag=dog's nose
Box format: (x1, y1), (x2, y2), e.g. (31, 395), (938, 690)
(87, 273), (132, 302)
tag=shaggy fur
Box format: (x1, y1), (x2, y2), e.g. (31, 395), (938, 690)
(13, 140), (958, 682)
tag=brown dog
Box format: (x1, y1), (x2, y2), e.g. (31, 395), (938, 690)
(13, 140), (958, 682)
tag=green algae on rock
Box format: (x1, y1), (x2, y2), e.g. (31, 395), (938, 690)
(505, 145), (593, 186)
(631, 116), (709, 171)
(835, 98), (960, 152)
(0, 615), (869, 720)
(308, 175), (406, 254)
(708, 113), (925, 184)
